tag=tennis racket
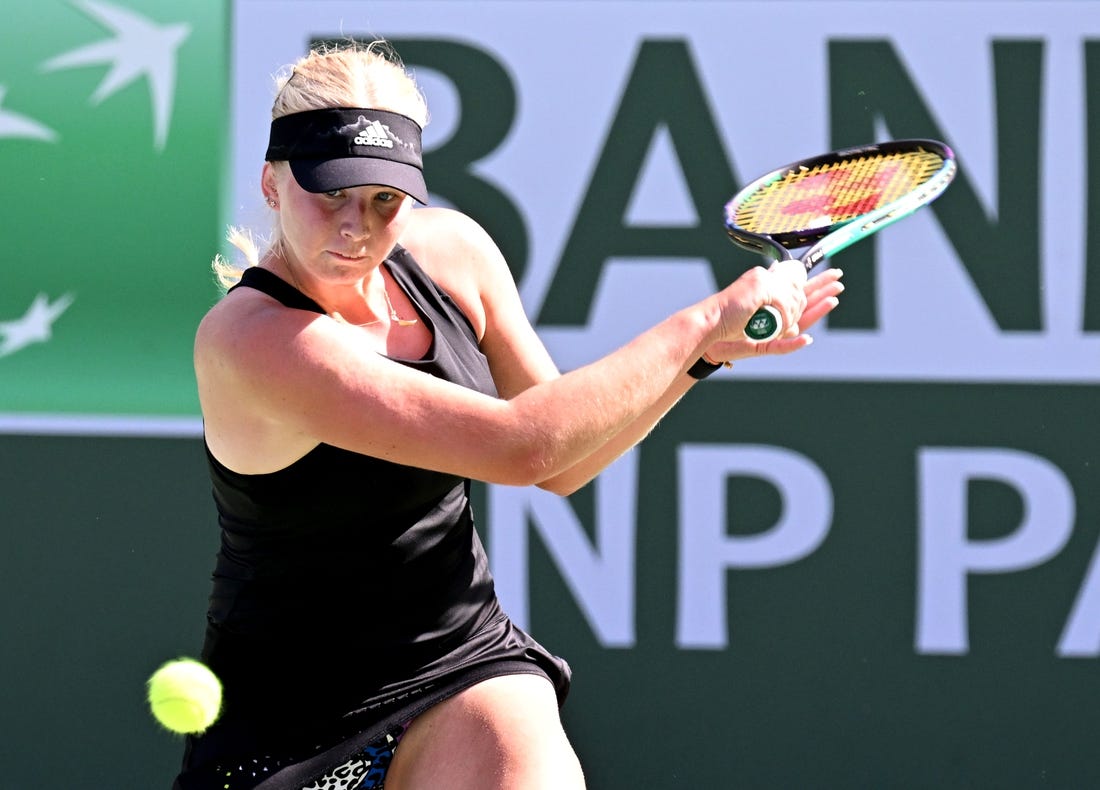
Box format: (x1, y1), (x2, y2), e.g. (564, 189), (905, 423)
(724, 139), (957, 341)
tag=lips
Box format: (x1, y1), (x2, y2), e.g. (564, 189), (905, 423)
(328, 251), (366, 262)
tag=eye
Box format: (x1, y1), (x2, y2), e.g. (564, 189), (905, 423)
(374, 190), (399, 203)
(322, 189), (345, 199)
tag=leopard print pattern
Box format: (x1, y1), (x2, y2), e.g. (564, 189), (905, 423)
(300, 725), (407, 790)
(211, 724), (407, 790)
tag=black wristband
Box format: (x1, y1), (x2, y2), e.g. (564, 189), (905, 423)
(687, 356), (724, 380)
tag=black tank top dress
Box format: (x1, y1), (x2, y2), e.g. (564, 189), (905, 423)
(173, 246), (571, 790)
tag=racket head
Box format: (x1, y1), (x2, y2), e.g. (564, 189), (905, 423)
(724, 139), (956, 268)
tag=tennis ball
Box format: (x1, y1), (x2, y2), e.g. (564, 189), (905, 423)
(147, 658), (222, 734)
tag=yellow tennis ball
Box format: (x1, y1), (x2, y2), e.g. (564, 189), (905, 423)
(147, 658), (222, 734)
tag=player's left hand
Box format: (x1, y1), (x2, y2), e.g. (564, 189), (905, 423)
(704, 267), (844, 361)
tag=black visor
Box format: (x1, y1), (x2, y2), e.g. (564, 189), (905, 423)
(265, 108), (428, 204)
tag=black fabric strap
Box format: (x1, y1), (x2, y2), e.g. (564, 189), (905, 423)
(229, 267), (325, 314)
(687, 356), (724, 380)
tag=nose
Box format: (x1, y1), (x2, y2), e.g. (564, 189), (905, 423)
(339, 196), (372, 241)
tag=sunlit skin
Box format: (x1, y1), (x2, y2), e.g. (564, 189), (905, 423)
(201, 163), (845, 489)
(261, 161), (416, 328)
(260, 159), (841, 360)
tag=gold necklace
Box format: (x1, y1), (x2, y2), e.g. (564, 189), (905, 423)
(280, 259), (418, 328)
(380, 282), (419, 327)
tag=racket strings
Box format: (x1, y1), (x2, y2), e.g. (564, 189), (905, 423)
(734, 149), (944, 234)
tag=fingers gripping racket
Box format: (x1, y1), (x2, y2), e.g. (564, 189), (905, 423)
(724, 139), (957, 340)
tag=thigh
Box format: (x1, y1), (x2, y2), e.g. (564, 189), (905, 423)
(384, 672), (585, 790)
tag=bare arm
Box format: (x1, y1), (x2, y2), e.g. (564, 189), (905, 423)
(196, 208), (837, 489)
(403, 209), (841, 495)
(197, 289), (714, 486)
(531, 262), (843, 494)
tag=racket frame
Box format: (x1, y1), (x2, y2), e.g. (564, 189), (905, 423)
(723, 139), (956, 340)
(724, 138), (956, 273)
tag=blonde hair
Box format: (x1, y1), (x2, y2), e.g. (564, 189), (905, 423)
(212, 40), (429, 290)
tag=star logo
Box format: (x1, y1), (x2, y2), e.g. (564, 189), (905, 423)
(0, 294), (76, 359)
(3, 3), (196, 370)
(0, 85), (58, 142)
(40, 0), (191, 150)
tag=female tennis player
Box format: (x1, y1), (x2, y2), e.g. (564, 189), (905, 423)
(174, 40), (844, 790)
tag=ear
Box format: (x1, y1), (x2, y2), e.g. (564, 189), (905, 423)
(261, 162), (279, 201)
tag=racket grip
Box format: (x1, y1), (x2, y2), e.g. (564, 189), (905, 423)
(744, 305), (783, 341)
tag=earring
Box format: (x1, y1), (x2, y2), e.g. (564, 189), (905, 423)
(266, 196), (278, 208)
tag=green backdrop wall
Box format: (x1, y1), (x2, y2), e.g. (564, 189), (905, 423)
(4, 379), (1100, 788)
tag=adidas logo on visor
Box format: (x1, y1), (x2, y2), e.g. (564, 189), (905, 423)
(352, 119), (395, 149)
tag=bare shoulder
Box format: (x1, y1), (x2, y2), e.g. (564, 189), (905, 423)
(193, 287), (244, 368)
(399, 207), (513, 338)
(401, 206), (498, 262)
(194, 278), (350, 400)
(401, 207), (511, 286)
(193, 285), (285, 404)
(194, 281), (332, 471)
(194, 283), (286, 367)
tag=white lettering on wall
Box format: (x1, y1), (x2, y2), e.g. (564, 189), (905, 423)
(675, 444), (833, 649)
(916, 447), (1075, 654)
(488, 451), (638, 646)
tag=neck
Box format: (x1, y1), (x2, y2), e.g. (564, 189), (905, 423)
(273, 255), (417, 328)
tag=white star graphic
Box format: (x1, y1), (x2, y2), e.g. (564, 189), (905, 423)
(0, 85), (58, 142)
(0, 293), (76, 359)
(40, 0), (191, 150)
